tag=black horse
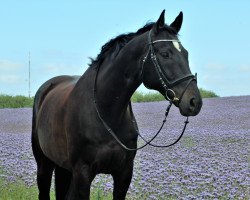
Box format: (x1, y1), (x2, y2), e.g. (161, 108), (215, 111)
(32, 10), (202, 200)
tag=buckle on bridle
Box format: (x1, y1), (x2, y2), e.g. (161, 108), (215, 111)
(166, 89), (179, 102)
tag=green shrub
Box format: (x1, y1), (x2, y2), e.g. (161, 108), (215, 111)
(0, 95), (34, 109)
(199, 88), (219, 98)
(0, 88), (218, 108)
(131, 88), (218, 103)
(131, 91), (165, 102)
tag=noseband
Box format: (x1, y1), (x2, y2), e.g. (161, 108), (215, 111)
(141, 29), (197, 104)
(93, 29), (198, 151)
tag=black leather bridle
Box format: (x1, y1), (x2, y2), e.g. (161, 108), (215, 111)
(141, 29), (197, 104)
(93, 29), (198, 151)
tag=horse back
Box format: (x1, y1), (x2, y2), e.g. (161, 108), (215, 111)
(33, 76), (79, 112)
(33, 75), (80, 168)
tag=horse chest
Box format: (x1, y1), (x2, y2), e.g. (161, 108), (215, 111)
(92, 144), (135, 174)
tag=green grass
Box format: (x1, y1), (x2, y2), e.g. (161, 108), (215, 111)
(0, 170), (112, 200)
(0, 174), (247, 200)
(0, 177), (113, 200)
(0, 178), (182, 200)
(181, 136), (197, 148)
(0, 178), (39, 200)
(0, 88), (218, 108)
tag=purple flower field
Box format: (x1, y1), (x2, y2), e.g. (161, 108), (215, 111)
(0, 96), (249, 199)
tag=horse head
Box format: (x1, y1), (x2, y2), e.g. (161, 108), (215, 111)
(142, 10), (202, 116)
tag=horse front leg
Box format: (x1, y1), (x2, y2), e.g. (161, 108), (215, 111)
(66, 164), (94, 200)
(112, 164), (133, 200)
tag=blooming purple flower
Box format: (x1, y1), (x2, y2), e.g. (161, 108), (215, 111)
(1, 96), (250, 198)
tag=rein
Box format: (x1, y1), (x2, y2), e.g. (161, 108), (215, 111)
(93, 30), (197, 151)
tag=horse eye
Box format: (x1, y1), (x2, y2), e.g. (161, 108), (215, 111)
(160, 51), (170, 59)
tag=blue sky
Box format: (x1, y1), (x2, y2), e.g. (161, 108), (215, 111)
(0, 0), (250, 97)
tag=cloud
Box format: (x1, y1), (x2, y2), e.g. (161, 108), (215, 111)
(0, 74), (22, 84)
(202, 74), (224, 85)
(189, 61), (197, 71)
(205, 63), (226, 70)
(0, 59), (25, 85)
(0, 60), (23, 71)
(43, 64), (61, 73)
(40, 63), (82, 75)
(239, 64), (250, 72)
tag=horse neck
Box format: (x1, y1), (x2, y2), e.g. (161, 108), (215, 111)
(95, 33), (148, 123)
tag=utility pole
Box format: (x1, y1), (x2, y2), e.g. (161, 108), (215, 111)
(28, 52), (31, 98)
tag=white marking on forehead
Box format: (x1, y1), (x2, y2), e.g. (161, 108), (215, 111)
(172, 41), (181, 52)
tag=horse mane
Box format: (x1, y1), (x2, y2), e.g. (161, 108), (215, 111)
(89, 22), (177, 68)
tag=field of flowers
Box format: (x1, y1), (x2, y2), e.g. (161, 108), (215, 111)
(0, 96), (249, 199)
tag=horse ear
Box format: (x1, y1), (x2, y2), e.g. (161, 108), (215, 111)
(153, 10), (165, 33)
(170, 11), (183, 33)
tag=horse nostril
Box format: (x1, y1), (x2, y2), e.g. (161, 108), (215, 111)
(190, 97), (196, 108)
